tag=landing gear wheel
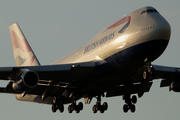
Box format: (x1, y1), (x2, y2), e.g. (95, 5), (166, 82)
(52, 104), (57, 113)
(68, 105), (73, 113)
(100, 109), (104, 113)
(96, 102), (100, 110)
(78, 102), (83, 110)
(75, 109), (80, 113)
(131, 95), (137, 104)
(143, 71), (148, 80)
(92, 105), (97, 113)
(103, 102), (108, 110)
(123, 104), (129, 113)
(58, 104), (64, 113)
(130, 104), (136, 113)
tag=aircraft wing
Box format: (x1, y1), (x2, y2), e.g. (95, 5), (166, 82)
(152, 64), (180, 89)
(1, 60), (179, 98)
(152, 64), (178, 79)
(0, 61), (95, 97)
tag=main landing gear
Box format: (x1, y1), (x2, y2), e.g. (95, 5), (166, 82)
(51, 96), (65, 113)
(52, 103), (64, 113)
(123, 95), (137, 113)
(51, 96), (83, 113)
(92, 96), (108, 113)
(52, 102), (83, 113)
(68, 102), (83, 113)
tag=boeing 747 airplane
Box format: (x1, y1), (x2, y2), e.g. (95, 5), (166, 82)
(0, 6), (177, 113)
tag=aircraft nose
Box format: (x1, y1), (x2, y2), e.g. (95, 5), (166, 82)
(155, 16), (171, 41)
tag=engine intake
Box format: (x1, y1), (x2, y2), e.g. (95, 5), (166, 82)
(12, 71), (39, 92)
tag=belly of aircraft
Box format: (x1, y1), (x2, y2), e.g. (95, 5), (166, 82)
(105, 39), (169, 69)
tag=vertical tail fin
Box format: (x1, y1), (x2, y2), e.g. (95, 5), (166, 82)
(9, 23), (40, 66)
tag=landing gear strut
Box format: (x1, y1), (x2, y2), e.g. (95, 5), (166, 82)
(92, 95), (108, 113)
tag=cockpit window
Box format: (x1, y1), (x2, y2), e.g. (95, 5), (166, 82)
(141, 9), (159, 14)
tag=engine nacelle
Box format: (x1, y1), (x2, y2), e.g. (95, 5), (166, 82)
(170, 81), (180, 92)
(12, 71), (39, 92)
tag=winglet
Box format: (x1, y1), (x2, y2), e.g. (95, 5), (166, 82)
(9, 23), (40, 66)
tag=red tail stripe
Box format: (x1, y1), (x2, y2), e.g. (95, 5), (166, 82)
(29, 56), (35, 66)
(10, 31), (31, 53)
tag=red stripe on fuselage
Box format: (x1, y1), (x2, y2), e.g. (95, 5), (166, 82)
(107, 16), (131, 29)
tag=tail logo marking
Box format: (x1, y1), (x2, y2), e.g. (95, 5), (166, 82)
(10, 31), (31, 53)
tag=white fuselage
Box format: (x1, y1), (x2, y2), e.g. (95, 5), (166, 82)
(53, 6), (170, 66)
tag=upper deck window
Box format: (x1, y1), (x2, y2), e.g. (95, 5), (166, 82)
(141, 9), (159, 14)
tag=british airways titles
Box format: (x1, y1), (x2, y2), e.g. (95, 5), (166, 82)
(84, 32), (115, 54)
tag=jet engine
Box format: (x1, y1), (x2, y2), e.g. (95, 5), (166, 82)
(170, 81), (180, 92)
(12, 71), (39, 92)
